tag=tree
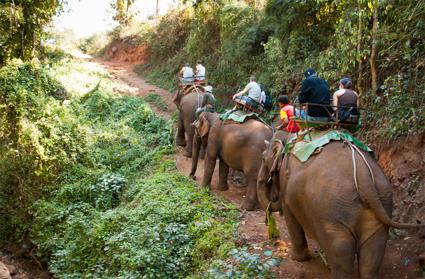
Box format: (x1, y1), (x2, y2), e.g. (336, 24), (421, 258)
(111, 0), (136, 26)
(0, 0), (66, 65)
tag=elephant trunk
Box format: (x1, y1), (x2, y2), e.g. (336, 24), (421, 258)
(257, 163), (281, 212)
(189, 134), (201, 179)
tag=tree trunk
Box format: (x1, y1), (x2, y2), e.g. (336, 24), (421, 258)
(356, 1), (363, 98)
(369, 0), (379, 94)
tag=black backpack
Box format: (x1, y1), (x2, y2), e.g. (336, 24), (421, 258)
(260, 85), (273, 111)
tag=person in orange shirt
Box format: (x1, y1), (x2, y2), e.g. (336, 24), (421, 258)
(276, 95), (300, 133)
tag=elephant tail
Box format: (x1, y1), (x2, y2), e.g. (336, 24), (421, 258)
(352, 144), (425, 229)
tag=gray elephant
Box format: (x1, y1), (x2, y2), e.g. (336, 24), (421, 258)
(189, 111), (219, 180)
(257, 130), (423, 279)
(201, 118), (273, 210)
(174, 86), (214, 157)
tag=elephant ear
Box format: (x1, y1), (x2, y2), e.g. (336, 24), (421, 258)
(270, 139), (284, 173)
(199, 115), (210, 138)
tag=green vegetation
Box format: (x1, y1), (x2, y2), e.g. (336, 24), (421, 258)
(102, 0), (425, 140)
(144, 92), (168, 111)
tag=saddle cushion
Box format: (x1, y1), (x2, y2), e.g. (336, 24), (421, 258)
(284, 129), (372, 162)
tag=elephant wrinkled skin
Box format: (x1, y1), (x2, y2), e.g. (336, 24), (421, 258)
(202, 118), (272, 210)
(174, 87), (206, 157)
(189, 111), (219, 180)
(257, 131), (424, 279)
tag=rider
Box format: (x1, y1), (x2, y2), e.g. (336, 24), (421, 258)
(195, 60), (206, 83)
(179, 63), (194, 84)
(333, 77), (359, 123)
(195, 85), (216, 118)
(298, 67), (332, 121)
(276, 95), (300, 133)
(232, 76), (262, 111)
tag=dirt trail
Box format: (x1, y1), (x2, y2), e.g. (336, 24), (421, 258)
(89, 57), (423, 279)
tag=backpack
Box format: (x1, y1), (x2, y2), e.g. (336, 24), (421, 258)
(259, 84), (273, 111)
(263, 92), (273, 111)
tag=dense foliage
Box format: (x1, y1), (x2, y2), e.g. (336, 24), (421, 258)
(102, 0), (425, 139)
(0, 0), (66, 65)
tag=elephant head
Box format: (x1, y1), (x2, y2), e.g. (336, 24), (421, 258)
(257, 130), (291, 211)
(189, 111), (219, 179)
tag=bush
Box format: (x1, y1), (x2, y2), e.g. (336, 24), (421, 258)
(0, 59), (79, 242)
(32, 162), (239, 278)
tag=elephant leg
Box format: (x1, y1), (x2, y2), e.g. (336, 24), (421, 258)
(324, 232), (356, 279)
(176, 113), (186, 146)
(183, 121), (194, 157)
(243, 172), (259, 211)
(357, 226), (388, 279)
(283, 206), (311, 261)
(201, 150), (217, 190)
(189, 135), (201, 180)
(217, 158), (229, 191)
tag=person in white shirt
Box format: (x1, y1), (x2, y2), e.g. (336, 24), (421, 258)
(195, 60), (206, 81)
(233, 76), (262, 103)
(179, 63), (194, 83)
(232, 76), (263, 113)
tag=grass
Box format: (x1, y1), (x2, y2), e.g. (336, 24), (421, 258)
(144, 91), (168, 111)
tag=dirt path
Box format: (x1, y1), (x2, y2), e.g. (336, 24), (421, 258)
(89, 57), (423, 279)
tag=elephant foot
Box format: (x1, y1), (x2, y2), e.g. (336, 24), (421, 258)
(189, 174), (196, 180)
(217, 184), (229, 191)
(182, 150), (192, 158)
(291, 248), (311, 262)
(176, 138), (186, 147)
(242, 200), (257, 211)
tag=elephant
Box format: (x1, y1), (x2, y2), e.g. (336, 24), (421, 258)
(201, 118), (273, 210)
(257, 130), (424, 279)
(189, 111), (219, 180)
(174, 85), (213, 157)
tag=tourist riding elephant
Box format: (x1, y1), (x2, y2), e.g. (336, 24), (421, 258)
(189, 111), (219, 180)
(201, 118), (273, 210)
(257, 130), (424, 279)
(174, 86), (207, 157)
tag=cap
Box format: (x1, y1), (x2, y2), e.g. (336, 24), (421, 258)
(204, 85), (213, 94)
(304, 67), (316, 78)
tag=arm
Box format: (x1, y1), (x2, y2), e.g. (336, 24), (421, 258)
(298, 80), (310, 104)
(355, 91), (360, 107)
(279, 109), (289, 129)
(233, 85), (249, 99)
(332, 91), (339, 110)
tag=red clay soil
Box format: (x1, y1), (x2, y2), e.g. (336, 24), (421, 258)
(96, 53), (424, 278)
(105, 40), (147, 65)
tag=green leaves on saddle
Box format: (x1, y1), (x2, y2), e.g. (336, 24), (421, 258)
(283, 129), (373, 163)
